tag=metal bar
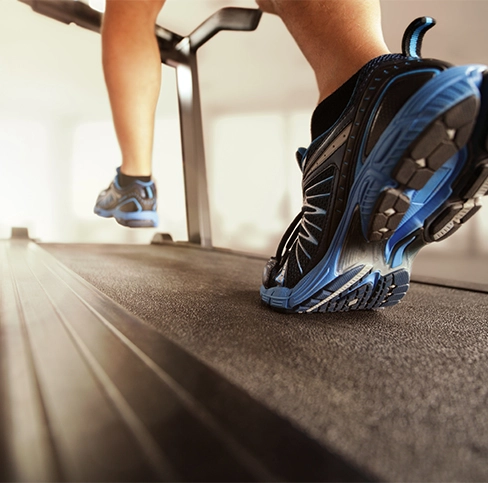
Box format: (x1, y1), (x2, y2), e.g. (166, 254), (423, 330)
(18, 0), (102, 33)
(174, 48), (212, 247)
(18, 0), (182, 53)
(188, 8), (262, 51)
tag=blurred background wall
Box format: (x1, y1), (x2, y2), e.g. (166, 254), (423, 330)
(1, 0), (487, 261)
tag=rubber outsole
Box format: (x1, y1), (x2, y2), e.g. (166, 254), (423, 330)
(261, 65), (488, 313)
(368, 94), (480, 242)
(296, 268), (410, 314)
(94, 208), (159, 228)
(115, 217), (158, 228)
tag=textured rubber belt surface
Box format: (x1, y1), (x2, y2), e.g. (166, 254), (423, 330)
(0, 240), (369, 482)
(43, 242), (488, 482)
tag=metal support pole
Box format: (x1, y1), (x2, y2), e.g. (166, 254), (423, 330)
(18, 0), (262, 248)
(172, 44), (212, 246)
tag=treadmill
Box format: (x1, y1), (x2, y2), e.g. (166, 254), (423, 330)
(2, 2), (488, 481)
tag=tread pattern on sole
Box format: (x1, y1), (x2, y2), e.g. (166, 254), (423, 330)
(368, 189), (410, 242)
(116, 219), (158, 228)
(393, 96), (479, 191)
(367, 95), (481, 245)
(296, 268), (410, 313)
(426, 197), (483, 242)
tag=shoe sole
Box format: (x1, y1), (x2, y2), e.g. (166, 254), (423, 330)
(261, 64), (488, 313)
(94, 207), (159, 228)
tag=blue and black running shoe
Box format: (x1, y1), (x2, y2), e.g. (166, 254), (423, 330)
(94, 167), (158, 228)
(261, 17), (488, 313)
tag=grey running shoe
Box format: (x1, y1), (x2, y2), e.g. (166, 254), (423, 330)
(94, 168), (158, 228)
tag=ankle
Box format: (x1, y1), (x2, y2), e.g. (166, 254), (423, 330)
(118, 169), (152, 188)
(311, 52), (400, 140)
(316, 47), (390, 102)
(311, 71), (359, 140)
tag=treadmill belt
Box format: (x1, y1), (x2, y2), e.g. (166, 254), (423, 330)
(0, 240), (369, 482)
(41, 241), (488, 482)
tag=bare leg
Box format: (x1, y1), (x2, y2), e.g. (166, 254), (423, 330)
(256, 0), (390, 102)
(102, 0), (166, 177)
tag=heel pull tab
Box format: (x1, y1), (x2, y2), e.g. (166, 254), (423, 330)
(402, 16), (436, 58)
